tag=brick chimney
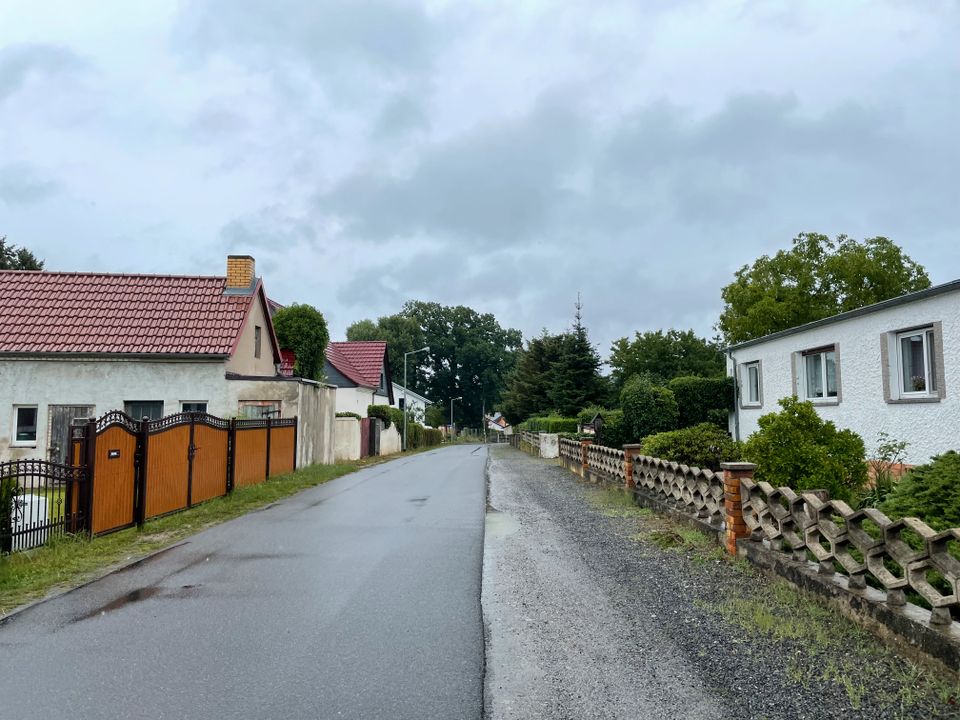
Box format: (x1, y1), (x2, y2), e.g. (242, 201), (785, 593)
(225, 255), (255, 292)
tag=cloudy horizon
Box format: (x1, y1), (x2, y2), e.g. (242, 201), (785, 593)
(2, 0), (958, 356)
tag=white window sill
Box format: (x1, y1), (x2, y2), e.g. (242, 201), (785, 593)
(11, 443), (37, 448)
(740, 404), (762, 410)
(887, 395), (941, 405)
(807, 399), (840, 407)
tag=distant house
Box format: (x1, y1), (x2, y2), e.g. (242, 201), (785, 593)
(727, 278), (960, 465)
(486, 412), (511, 434)
(391, 383), (432, 424)
(0, 255), (335, 465)
(324, 341), (394, 416)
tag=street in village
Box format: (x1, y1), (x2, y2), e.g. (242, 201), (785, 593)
(1, 444), (954, 719)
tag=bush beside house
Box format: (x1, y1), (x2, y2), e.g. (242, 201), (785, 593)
(743, 397), (867, 502)
(667, 376), (734, 429)
(620, 375), (679, 442)
(640, 423), (744, 472)
(880, 451), (960, 531)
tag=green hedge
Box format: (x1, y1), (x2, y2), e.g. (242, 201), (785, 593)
(405, 421), (443, 449)
(640, 423), (743, 471)
(367, 404), (405, 430)
(620, 375), (678, 442)
(519, 415), (579, 433)
(575, 406), (628, 448)
(336, 412), (361, 420)
(667, 376), (734, 428)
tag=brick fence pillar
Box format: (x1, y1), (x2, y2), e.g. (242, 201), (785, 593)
(622, 444), (641, 490)
(721, 462), (756, 556)
(580, 439), (592, 478)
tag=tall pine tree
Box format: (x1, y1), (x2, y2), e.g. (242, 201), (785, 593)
(548, 296), (603, 416)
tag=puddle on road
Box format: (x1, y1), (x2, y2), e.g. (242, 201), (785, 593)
(72, 583), (204, 623)
(407, 496), (429, 507)
(485, 508), (520, 539)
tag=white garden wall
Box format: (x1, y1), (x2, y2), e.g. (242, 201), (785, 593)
(334, 417), (361, 461)
(379, 425), (401, 456)
(729, 288), (960, 465)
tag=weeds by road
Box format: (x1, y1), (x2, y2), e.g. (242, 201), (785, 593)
(584, 484), (960, 718)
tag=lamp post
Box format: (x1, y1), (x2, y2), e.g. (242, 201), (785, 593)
(450, 396), (462, 440)
(403, 346), (430, 451)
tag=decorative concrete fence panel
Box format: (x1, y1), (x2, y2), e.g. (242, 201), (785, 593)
(587, 445), (625, 484)
(740, 479), (960, 625)
(632, 455), (726, 529)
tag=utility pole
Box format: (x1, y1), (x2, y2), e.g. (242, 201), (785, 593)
(403, 346), (429, 451)
(450, 396), (462, 440)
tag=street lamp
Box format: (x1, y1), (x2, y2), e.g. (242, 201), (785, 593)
(403, 346), (430, 451)
(450, 396), (462, 440)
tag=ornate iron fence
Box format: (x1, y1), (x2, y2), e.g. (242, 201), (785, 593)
(0, 459), (87, 553)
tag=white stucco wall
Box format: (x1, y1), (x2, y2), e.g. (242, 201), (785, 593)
(729, 290), (960, 465)
(224, 290), (278, 377)
(334, 386), (391, 417)
(334, 417), (361, 461)
(0, 358), (227, 461)
(379, 425), (402, 456)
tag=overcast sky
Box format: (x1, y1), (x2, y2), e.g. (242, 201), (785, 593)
(2, 0), (958, 355)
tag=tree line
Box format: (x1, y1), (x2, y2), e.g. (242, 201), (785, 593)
(3, 231), (930, 432)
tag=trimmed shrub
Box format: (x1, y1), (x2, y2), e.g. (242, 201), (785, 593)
(667, 376), (734, 428)
(367, 404), (402, 429)
(639, 423), (743, 471)
(519, 416), (579, 433)
(336, 412), (361, 420)
(880, 451), (960, 531)
(406, 421), (443, 449)
(743, 396), (867, 502)
(620, 375), (678, 443)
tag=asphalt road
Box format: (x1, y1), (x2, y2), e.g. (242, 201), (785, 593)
(0, 444), (487, 720)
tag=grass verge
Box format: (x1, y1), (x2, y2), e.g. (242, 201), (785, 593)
(0, 451), (416, 617)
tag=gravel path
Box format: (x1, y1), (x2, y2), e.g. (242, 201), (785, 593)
(482, 447), (959, 720)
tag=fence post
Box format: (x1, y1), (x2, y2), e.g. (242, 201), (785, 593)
(721, 462), (756, 556)
(265, 417), (272, 481)
(227, 418), (236, 493)
(579, 439), (592, 479)
(135, 417), (150, 528)
(292, 416), (299, 470)
(622, 444), (641, 490)
(83, 417), (97, 535)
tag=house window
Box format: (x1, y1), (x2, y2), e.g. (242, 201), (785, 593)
(740, 361), (762, 407)
(254, 326), (262, 359)
(124, 401), (164, 420)
(181, 402), (208, 413)
(802, 346), (839, 401)
(238, 400), (281, 419)
(13, 406), (38, 445)
(898, 328), (938, 395)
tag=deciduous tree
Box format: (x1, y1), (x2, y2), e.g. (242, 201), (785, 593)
(272, 303), (329, 381)
(718, 233), (930, 344)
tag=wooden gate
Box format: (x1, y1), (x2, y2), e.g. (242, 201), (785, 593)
(90, 412), (138, 535)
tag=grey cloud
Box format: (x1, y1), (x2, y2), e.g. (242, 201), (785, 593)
(220, 207), (317, 251)
(0, 43), (88, 101)
(374, 94), (430, 140)
(174, 0), (438, 82)
(317, 94), (592, 242)
(0, 164), (60, 205)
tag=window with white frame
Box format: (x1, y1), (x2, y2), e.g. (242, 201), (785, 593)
(898, 327), (938, 395)
(13, 405), (38, 445)
(741, 361), (762, 407)
(802, 346), (839, 401)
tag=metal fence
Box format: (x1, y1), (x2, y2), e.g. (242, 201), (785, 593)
(0, 459), (87, 552)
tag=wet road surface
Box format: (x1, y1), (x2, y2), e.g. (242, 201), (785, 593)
(0, 445), (487, 720)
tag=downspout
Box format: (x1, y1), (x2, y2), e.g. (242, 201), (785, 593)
(727, 347), (741, 442)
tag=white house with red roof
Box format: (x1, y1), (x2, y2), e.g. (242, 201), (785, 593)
(323, 341), (394, 416)
(0, 255), (335, 465)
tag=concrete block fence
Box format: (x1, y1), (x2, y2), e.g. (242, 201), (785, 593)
(515, 433), (960, 670)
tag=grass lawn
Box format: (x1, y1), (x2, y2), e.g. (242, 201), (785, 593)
(0, 451), (422, 617)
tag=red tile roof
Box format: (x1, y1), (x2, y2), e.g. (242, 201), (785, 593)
(0, 271), (259, 356)
(325, 341), (388, 388)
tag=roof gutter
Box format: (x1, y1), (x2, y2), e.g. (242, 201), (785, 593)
(728, 348), (741, 442)
(0, 352), (229, 361)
